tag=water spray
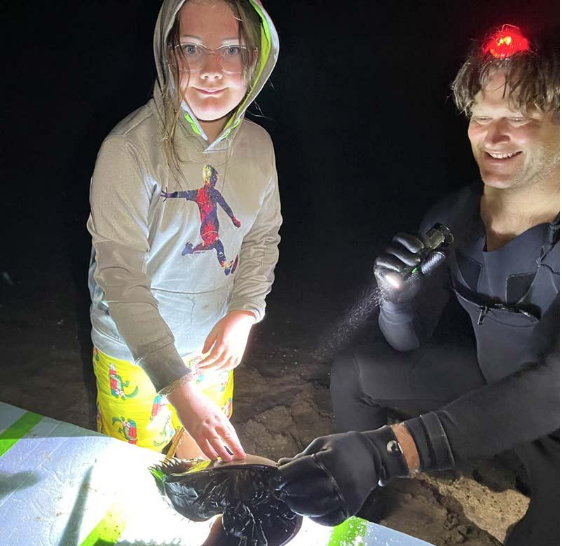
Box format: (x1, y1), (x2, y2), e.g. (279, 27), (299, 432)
(314, 223), (453, 360)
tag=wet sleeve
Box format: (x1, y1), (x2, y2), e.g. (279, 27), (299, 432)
(405, 302), (560, 466)
(227, 148), (282, 321)
(436, 335), (560, 462)
(378, 300), (418, 351)
(88, 136), (193, 393)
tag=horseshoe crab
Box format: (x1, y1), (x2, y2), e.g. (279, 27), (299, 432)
(150, 455), (302, 546)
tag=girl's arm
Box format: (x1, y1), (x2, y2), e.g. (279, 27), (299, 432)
(168, 381), (245, 460)
(227, 159), (282, 320)
(199, 150), (282, 373)
(89, 136), (190, 391)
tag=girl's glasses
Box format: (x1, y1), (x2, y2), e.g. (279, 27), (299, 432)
(176, 43), (252, 74)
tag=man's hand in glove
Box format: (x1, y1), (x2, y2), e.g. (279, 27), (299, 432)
(374, 232), (446, 304)
(272, 414), (454, 527)
(271, 426), (412, 526)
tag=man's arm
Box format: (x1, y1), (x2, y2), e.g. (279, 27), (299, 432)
(376, 189), (475, 352)
(435, 337), (559, 462)
(376, 227), (451, 352)
(391, 422), (421, 472)
(378, 263), (450, 351)
(393, 334), (559, 473)
(275, 332), (559, 525)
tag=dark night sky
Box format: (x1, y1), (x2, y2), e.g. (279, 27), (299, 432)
(1, 0), (558, 291)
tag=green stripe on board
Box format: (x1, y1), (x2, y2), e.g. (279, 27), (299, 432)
(80, 504), (127, 546)
(0, 411), (43, 457)
(328, 517), (368, 546)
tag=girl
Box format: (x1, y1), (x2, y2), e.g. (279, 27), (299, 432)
(87, 0), (280, 461)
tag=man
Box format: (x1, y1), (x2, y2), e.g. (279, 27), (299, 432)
(274, 25), (559, 546)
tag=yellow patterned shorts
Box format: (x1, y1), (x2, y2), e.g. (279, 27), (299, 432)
(93, 347), (234, 451)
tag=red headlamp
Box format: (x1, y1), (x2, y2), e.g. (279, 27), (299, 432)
(482, 24), (530, 59)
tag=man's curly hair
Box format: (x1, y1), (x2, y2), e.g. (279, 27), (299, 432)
(452, 25), (559, 117)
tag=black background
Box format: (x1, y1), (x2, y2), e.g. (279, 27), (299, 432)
(1, 0), (558, 302)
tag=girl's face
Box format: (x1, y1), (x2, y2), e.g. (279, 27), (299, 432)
(178, 0), (250, 127)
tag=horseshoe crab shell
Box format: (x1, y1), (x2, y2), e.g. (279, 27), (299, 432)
(150, 455), (302, 546)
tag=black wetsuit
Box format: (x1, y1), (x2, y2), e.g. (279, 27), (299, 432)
(331, 184), (560, 546)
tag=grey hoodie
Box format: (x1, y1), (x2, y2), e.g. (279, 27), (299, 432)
(87, 0), (281, 393)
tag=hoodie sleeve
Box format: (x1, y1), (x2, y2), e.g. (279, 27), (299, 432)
(227, 148), (282, 321)
(88, 136), (193, 393)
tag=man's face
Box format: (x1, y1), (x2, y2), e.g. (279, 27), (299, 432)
(178, 0), (249, 124)
(468, 71), (559, 190)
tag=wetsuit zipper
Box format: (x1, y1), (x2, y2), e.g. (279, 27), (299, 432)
(477, 306), (488, 325)
(456, 289), (539, 325)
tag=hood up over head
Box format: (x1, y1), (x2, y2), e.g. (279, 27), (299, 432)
(153, 0), (279, 144)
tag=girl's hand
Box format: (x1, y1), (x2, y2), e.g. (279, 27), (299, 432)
(198, 310), (255, 373)
(168, 381), (245, 461)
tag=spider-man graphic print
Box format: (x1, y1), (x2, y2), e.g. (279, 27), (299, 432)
(161, 165), (240, 276)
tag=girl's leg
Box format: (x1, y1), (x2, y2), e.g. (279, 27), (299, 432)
(93, 348), (236, 458)
(93, 348), (178, 451)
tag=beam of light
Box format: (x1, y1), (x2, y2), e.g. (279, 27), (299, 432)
(384, 272), (404, 290)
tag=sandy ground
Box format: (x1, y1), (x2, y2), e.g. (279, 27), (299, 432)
(0, 241), (529, 546)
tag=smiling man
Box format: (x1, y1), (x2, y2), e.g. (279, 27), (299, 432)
(274, 25), (560, 546)
(468, 72), (559, 193)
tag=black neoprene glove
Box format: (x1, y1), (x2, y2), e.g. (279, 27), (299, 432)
(272, 413), (455, 527)
(374, 232), (446, 304)
(271, 426), (409, 527)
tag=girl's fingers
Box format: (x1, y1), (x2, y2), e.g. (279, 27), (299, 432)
(221, 424), (246, 459)
(199, 438), (219, 461)
(201, 350), (232, 370)
(208, 435), (234, 461)
(224, 356), (239, 371)
(226, 437), (246, 460)
(213, 354), (229, 369)
(214, 352), (241, 371)
(202, 331), (217, 355)
(202, 341), (212, 354)
(199, 350), (222, 368)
